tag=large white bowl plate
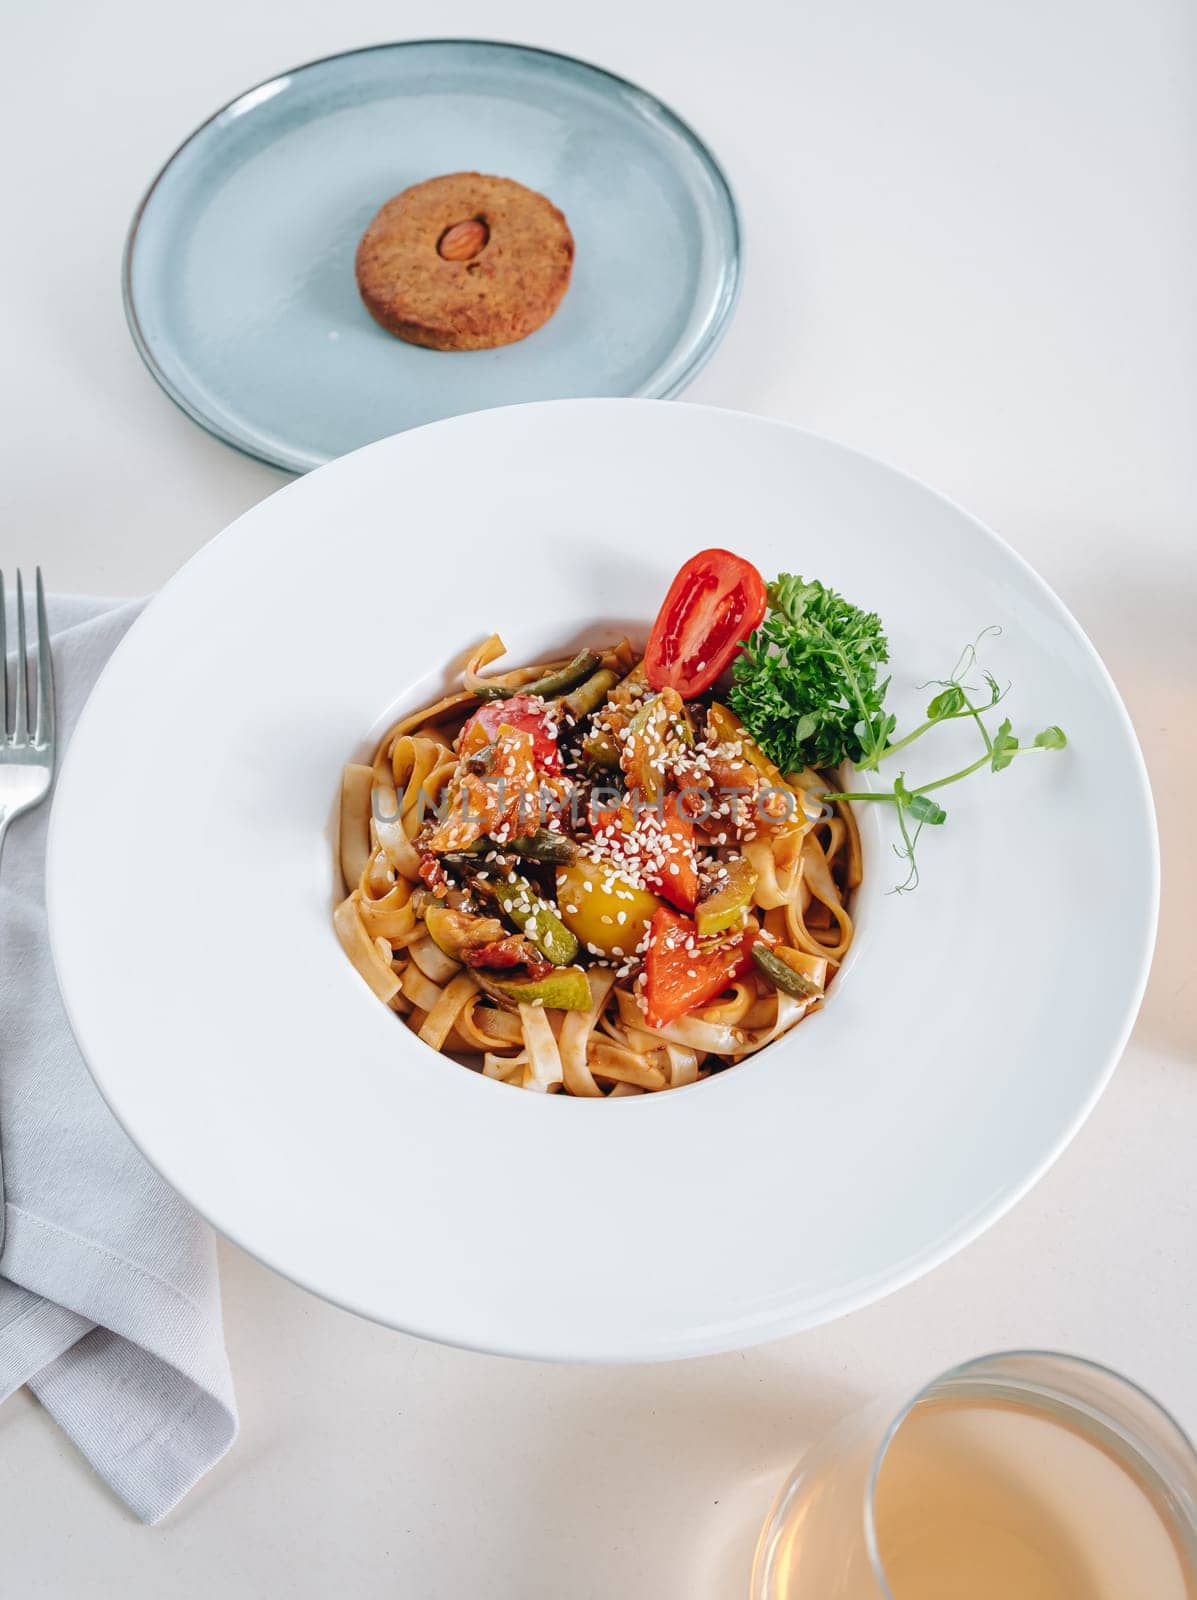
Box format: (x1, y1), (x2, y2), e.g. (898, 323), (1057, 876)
(46, 401), (1157, 1360)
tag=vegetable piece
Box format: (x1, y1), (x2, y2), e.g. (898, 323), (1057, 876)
(707, 703), (789, 787)
(473, 649), (600, 702)
(602, 637), (638, 675)
(562, 666), (620, 720)
(644, 549), (768, 699)
(417, 909), (550, 979)
(425, 725), (543, 854)
(555, 858), (661, 958)
(581, 663), (650, 767)
(476, 966), (592, 1011)
(438, 847), (488, 874)
(644, 803), (699, 913)
(458, 694), (560, 772)
(704, 702), (807, 833)
(729, 574), (891, 770)
(461, 936), (551, 978)
(521, 650), (602, 700)
(775, 946), (829, 990)
(752, 943), (824, 1000)
(422, 910), (552, 979)
(592, 798), (698, 913)
(604, 661), (648, 709)
(695, 856), (758, 937)
(621, 689), (688, 801)
(581, 729), (621, 768)
(642, 908), (757, 1029)
(423, 906), (506, 960)
(443, 830), (576, 868)
(485, 873), (580, 966)
(507, 829), (577, 865)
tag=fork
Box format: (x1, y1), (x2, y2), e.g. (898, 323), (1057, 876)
(1, 568), (55, 1253)
(0, 568), (55, 866)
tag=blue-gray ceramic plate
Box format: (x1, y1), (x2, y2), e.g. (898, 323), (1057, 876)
(123, 39), (742, 473)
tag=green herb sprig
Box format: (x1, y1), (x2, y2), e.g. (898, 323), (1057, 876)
(729, 581), (1067, 891)
(728, 575), (892, 771)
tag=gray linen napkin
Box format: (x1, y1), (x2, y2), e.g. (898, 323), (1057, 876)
(0, 594), (237, 1523)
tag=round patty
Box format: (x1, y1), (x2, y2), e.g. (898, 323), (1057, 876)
(355, 172), (575, 351)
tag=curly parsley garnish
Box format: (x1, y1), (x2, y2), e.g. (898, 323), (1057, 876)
(729, 575), (891, 770)
(729, 582), (1067, 890)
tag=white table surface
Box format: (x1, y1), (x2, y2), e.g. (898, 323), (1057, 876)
(2, 0), (1194, 1592)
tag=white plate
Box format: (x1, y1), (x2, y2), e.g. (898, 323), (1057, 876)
(47, 401), (1157, 1361)
(123, 40), (741, 473)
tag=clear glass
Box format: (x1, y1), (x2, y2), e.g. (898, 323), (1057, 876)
(752, 1351), (1197, 1599)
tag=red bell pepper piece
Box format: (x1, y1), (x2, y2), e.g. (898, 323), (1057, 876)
(643, 802), (699, 913)
(642, 907), (756, 1029)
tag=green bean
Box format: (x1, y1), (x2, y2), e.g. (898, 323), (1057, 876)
(443, 831), (576, 869)
(751, 945), (825, 1000)
(486, 874), (580, 967)
(475, 650), (601, 701)
(562, 667), (620, 720)
(507, 830), (578, 865)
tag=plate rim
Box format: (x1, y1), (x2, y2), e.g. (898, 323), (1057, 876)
(121, 37), (744, 476)
(45, 399), (1160, 1360)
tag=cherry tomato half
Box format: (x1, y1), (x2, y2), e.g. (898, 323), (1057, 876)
(644, 549), (767, 699)
(458, 694), (561, 772)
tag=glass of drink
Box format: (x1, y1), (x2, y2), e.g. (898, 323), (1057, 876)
(752, 1350), (1197, 1600)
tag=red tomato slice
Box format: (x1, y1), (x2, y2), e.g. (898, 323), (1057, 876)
(644, 550), (767, 699)
(458, 695), (561, 772)
(642, 908), (756, 1029)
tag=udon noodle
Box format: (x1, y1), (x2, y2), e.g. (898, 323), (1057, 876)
(335, 633), (859, 1095)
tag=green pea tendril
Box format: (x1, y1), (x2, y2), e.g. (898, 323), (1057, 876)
(729, 580), (1067, 891)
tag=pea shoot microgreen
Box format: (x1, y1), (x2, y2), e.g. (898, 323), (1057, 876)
(729, 580), (1068, 890)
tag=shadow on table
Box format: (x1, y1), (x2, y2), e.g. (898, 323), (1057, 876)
(512, 1356), (865, 1600)
(1061, 553), (1196, 1067)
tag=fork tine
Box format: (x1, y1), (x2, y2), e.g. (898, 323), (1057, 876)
(13, 570), (28, 744)
(34, 568), (54, 749)
(0, 570), (7, 739)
